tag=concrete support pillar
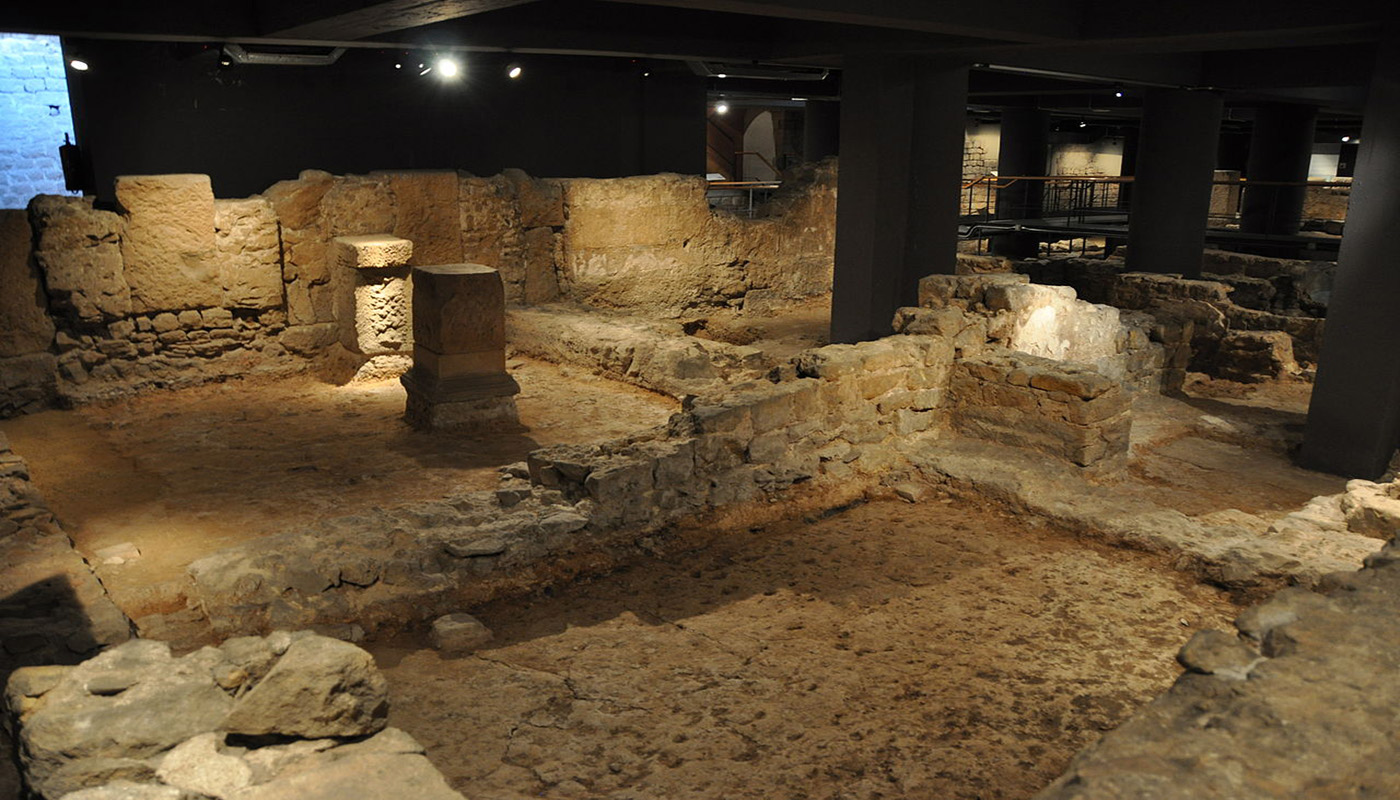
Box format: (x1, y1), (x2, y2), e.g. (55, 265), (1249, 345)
(1302, 40), (1400, 477)
(1241, 103), (1317, 237)
(401, 264), (520, 432)
(990, 107), (1050, 259)
(831, 55), (967, 343)
(803, 100), (841, 162)
(1125, 89), (1223, 278)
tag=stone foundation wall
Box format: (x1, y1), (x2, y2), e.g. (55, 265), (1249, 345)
(949, 355), (1131, 467)
(0, 164), (838, 416)
(183, 333), (953, 638)
(894, 273), (1147, 467)
(5, 633), (464, 800)
(1019, 254), (1327, 377)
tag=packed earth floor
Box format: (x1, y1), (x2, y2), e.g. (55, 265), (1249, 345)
(374, 497), (1239, 800)
(0, 312), (1367, 800)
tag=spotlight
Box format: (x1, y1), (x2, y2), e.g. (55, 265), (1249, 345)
(717, 73), (727, 79)
(68, 59), (89, 71)
(1114, 90), (1123, 98)
(419, 65), (432, 76)
(395, 62), (402, 69)
(1078, 120), (1087, 128)
(507, 63), (522, 79)
(642, 71), (651, 77)
(437, 58), (460, 78)
(1342, 135), (1351, 142)
(714, 101), (729, 114)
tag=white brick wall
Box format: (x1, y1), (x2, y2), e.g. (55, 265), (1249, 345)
(0, 33), (76, 209)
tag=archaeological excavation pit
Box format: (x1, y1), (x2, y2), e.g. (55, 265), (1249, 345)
(2, 58), (1399, 794)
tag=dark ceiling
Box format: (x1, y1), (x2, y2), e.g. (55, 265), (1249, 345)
(1, 0), (1383, 115)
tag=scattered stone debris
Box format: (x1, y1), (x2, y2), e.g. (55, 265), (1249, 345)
(429, 613), (494, 656)
(3, 632), (462, 800)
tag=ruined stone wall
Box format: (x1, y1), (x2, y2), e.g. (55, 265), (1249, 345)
(894, 273), (1150, 467)
(184, 331), (953, 637)
(558, 160), (836, 311)
(1018, 254), (1328, 378)
(1303, 180), (1350, 221)
(0, 163), (838, 415)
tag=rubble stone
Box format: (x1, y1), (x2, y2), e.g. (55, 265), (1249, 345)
(221, 635), (389, 739)
(28, 195), (130, 322)
(429, 613), (494, 655)
(215, 198), (283, 310)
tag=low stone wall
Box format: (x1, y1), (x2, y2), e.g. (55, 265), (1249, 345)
(183, 333), (952, 638)
(0, 164), (838, 416)
(4, 633), (463, 800)
(1019, 257), (1326, 377)
(949, 354), (1130, 467)
(506, 305), (770, 398)
(892, 273), (1157, 468)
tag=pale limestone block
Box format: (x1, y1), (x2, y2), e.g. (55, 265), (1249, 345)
(115, 174), (220, 312)
(215, 198), (283, 309)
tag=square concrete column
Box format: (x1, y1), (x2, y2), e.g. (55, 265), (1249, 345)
(332, 235), (414, 365)
(1302, 37), (1400, 477)
(1125, 89), (1223, 278)
(401, 264), (520, 431)
(831, 55), (968, 343)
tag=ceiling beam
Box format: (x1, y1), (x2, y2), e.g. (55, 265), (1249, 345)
(595, 0), (1084, 43)
(257, 0), (542, 39)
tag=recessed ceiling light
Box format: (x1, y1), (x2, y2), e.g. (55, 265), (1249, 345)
(507, 63), (522, 79)
(68, 59), (89, 71)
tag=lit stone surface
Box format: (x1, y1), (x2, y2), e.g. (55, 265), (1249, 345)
(332, 235), (414, 356)
(401, 264), (519, 431)
(114, 174), (221, 313)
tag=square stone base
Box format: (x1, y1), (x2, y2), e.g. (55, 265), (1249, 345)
(403, 392), (520, 433)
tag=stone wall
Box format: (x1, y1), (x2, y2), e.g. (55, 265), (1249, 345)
(559, 160), (836, 311)
(0, 164), (838, 416)
(1018, 254), (1328, 378)
(184, 331), (954, 638)
(0, 34), (73, 209)
(949, 354), (1131, 467)
(894, 273), (1151, 467)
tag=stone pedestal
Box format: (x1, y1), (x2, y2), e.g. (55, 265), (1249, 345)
(333, 235), (414, 374)
(401, 264), (520, 431)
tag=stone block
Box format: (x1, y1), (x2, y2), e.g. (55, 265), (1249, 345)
(521, 226), (560, 305)
(379, 171), (462, 266)
(261, 170), (334, 230)
(506, 170), (565, 228)
(333, 235), (413, 269)
(29, 196), (129, 322)
(114, 174), (221, 313)
(321, 175), (395, 238)
(402, 265), (519, 431)
(0, 209), (54, 357)
(429, 613), (493, 655)
(215, 198), (282, 309)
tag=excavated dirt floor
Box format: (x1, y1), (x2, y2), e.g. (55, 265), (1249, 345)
(0, 357), (678, 623)
(373, 495), (1239, 800)
(0, 316), (1350, 800)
